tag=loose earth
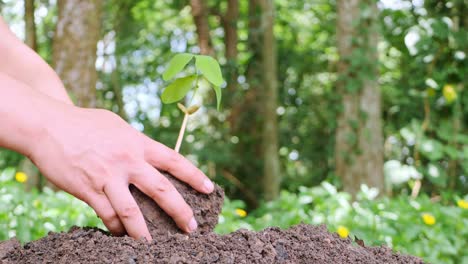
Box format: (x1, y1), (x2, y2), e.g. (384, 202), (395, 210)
(0, 173), (424, 263)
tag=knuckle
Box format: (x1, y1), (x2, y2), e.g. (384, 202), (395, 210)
(173, 206), (193, 225)
(100, 210), (119, 223)
(168, 153), (184, 167)
(117, 205), (140, 219)
(154, 176), (173, 194)
(180, 206), (193, 220)
(167, 201), (192, 222)
(112, 150), (138, 165)
(104, 218), (124, 235)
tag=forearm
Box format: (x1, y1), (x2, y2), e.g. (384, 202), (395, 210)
(0, 72), (65, 157)
(0, 16), (73, 105)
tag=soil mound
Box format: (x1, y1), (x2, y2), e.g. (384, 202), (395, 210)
(1, 224), (423, 264)
(0, 172), (424, 263)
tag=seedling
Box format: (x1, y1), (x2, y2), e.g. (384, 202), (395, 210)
(161, 53), (223, 152)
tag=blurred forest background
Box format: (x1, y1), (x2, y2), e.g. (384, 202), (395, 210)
(0, 0), (467, 263)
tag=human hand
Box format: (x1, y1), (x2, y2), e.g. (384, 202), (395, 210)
(28, 106), (214, 240)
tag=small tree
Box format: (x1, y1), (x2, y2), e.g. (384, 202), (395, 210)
(161, 53), (223, 152)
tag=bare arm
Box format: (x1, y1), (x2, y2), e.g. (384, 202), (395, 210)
(0, 16), (72, 104)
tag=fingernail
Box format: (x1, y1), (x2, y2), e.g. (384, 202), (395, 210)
(203, 179), (214, 193)
(188, 217), (198, 232)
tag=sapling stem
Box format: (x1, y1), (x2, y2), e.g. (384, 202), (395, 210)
(175, 111), (189, 153)
(174, 105), (200, 152)
(189, 75), (199, 105)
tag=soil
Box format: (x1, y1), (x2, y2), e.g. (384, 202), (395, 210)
(0, 172), (424, 263)
(129, 172), (225, 237)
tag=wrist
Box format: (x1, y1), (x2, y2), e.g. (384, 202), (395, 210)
(26, 101), (78, 163)
(0, 73), (73, 159)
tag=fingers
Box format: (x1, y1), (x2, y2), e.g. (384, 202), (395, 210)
(86, 194), (125, 236)
(104, 181), (151, 241)
(131, 162), (197, 233)
(143, 136), (214, 194)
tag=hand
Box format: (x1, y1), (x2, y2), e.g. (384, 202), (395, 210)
(29, 106), (214, 240)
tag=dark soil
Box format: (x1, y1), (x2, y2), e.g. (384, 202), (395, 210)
(0, 172), (424, 263)
(129, 172), (225, 237)
(0, 224), (423, 264)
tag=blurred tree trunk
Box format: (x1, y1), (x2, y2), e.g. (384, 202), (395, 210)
(222, 0), (239, 94)
(190, 0), (214, 55)
(446, 2), (464, 190)
(21, 0), (40, 191)
(24, 0), (37, 50)
(189, 0), (280, 202)
(110, 60), (127, 120)
(108, 0), (130, 121)
(335, 0), (384, 196)
(259, 0), (280, 201)
(204, 1), (261, 206)
(235, 0), (280, 201)
(230, 0), (263, 204)
(52, 0), (102, 108)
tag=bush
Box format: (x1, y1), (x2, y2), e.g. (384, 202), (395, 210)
(0, 168), (104, 242)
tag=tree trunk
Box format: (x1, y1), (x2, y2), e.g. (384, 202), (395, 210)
(21, 0), (41, 191)
(227, 0), (280, 202)
(228, 0), (263, 203)
(52, 0), (102, 108)
(258, 0), (280, 201)
(222, 0), (239, 94)
(190, 0), (214, 56)
(111, 60), (128, 120)
(335, 0), (384, 196)
(24, 0), (37, 51)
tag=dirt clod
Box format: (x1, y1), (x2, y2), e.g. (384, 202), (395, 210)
(130, 172), (224, 237)
(0, 238), (20, 260)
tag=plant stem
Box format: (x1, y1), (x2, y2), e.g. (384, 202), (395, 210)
(174, 75), (200, 153)
(189, 75), (200, 105)
(175, 112), (189, 153)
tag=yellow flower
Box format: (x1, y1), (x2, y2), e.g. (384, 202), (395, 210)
(15, 172), (28, 183)
(457, 200), (468, 209)
(443, 84), (457, 103)
(33, 199), (41, 208)
(235, 208), (247, 218)
(421, 213), (436, 226)
(337, 226), (349, 238)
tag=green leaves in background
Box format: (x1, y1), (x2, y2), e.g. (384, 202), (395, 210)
(419, 138), (444, 161)
(161, 75), (196, 104)
(162, 53), (194, 81)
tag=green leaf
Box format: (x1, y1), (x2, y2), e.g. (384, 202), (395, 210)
(161, 75), (197, 104)
(212, 85), (222, 111)
(162, 53), (194, 81)
(443, 145), (458, 159)
(419, 138), (444, 161)
(195, 55), (224, 86)
(425, 163), (447, 187)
